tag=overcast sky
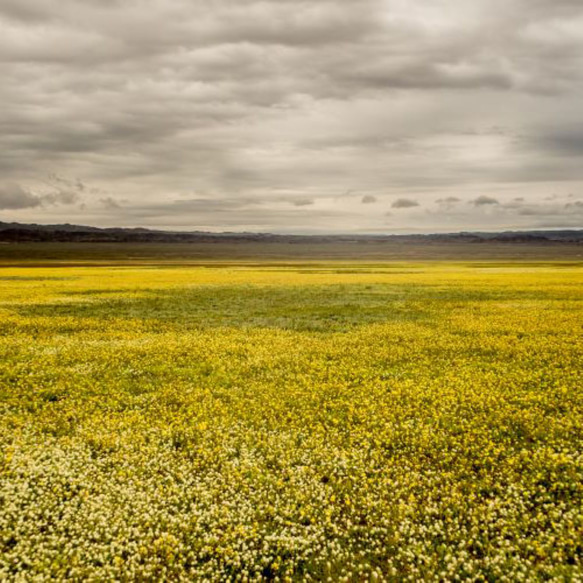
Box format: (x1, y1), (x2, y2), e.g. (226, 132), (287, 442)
(1, 0), (583, 233)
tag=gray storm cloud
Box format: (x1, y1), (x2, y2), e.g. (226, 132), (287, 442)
(0, 0), (582, 232)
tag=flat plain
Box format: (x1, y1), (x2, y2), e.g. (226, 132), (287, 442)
(0, 257), (582, 580)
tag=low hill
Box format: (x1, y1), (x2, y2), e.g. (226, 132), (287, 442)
(1, 221), (581, 244)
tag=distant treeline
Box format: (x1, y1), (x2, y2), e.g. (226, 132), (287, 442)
(0, 221), (582, 244)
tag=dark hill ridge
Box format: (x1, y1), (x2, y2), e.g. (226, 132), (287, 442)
(0, 221), (582, 244)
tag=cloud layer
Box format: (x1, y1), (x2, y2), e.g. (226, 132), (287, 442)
(1, 0), (582, 232)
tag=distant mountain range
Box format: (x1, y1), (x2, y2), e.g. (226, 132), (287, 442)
(0, 220), (582, 244)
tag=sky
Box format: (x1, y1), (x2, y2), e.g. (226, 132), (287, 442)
(1, 0), (583, 234)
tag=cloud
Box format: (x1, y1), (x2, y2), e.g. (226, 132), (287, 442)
(43, 190), (79, 205)
(522, 125), (583, 161)
(168, 197), (262, 213)
(436, 196), (461, 204)
(501, 198), (526, 209)
(100, 196), (121, 209)
(0, 183), (43, 210)
(509, 198), (583, 216)
(472, 195), (499, 206)
(0, 181), (80, 210)
(1, 0), (583, 232)
(292, 198), (314, 207)
(391, 198), (420, 209)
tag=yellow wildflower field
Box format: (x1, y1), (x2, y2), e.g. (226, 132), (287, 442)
(0, 262), (582, 581)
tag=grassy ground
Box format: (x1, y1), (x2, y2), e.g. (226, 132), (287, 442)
(1, 240), (583, 264)
(0, 262), (582, 580)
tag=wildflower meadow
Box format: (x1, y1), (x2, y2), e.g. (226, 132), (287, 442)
(1, 262), (582, 581)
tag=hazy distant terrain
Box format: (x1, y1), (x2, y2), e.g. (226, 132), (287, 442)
(0, 221), (581, 264)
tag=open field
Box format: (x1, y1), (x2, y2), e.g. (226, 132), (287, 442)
(1, 260), (582, 580)
(0, 240), (582, 264)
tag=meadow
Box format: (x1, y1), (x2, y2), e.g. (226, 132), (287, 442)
(0, 261), (582, 581)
